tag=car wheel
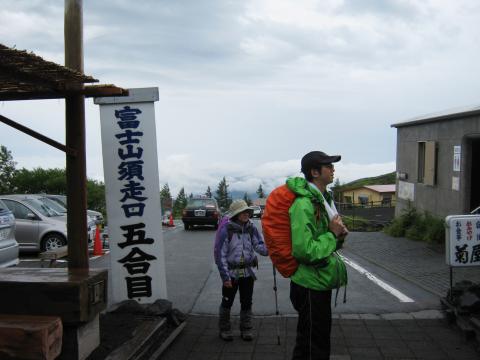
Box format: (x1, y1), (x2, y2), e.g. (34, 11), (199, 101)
(41, 233), (67, 252)
(184, 223), (190, 230)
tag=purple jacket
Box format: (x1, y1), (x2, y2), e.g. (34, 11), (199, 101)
(216, 219), (268, 282)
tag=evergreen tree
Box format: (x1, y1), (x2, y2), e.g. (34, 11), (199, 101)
(331, 178), (341, 202)
(160, 183), (173, 211)
(256, 184), (265, 198)
(173, 187), (188, 217)
(243, 192), (252, 206)
(160, 183), (171, 200)
(205, 186), (212, 198)
(215, 177), (231, 212)
(0, 145), (17, 194)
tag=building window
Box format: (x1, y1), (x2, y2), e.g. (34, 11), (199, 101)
(382, 194), (392, 206)
(418, 142), (425, 183)
(417, 141), (436, 186)
(358, 195), (369, 206)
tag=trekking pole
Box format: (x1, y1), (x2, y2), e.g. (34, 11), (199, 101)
(272, 264), (281, 345)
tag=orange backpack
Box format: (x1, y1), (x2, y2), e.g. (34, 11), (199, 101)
(261, 184), (298, 277)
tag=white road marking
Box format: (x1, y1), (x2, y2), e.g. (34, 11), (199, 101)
(340, 254), (414, 303)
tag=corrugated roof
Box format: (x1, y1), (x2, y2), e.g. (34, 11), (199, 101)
(363, 184), (396, 193)
(391, 104), (480, 128)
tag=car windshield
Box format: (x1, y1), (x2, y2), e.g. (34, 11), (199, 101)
(48, 195), (67, 208)
(187, 199), (217, 208)
(0, 199), (9, 214)
(23, 198), (62, 217)
(38, 197), (67, 214)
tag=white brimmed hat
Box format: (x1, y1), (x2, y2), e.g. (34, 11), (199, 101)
(229, 200), (252, 218)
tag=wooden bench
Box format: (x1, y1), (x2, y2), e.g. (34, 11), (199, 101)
(39, 246), (68, 268)
(0, 314), (62, 360)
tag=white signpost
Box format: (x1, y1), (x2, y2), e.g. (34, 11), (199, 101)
(398, 181), (414, 201)
(95, 88), (167, 304)
(445, 214), (480, 301)
(445, 214), (480, 267)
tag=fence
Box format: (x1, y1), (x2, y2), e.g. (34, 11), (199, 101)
(336, 200), (396, 231)
(337, 199), (396, 210)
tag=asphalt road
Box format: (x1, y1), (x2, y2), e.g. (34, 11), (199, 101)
(19, 220), (442, 316)
(160, 220), (440, 316)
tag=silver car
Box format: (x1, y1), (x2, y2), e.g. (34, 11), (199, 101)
(0, 199), (19, 267)
(45, 194), (104, 225)
(0, 195), (68, 252)
(30, 195), (97, 245)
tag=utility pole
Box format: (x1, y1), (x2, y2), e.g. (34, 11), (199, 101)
(65, 0), (89, 270)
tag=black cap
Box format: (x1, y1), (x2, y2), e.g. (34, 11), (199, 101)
(301, 151), (341, 173)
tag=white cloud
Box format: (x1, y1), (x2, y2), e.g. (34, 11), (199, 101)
(157, 153), (394, 196)
(0, 0), (478, 200)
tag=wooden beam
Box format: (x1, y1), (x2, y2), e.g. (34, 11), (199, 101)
(0, 114), (77, 156)
(83, 85), (129, 97)
(65, 0), (89, 270)
(0, 85), (128, 101)
(0, 314), (63, 360)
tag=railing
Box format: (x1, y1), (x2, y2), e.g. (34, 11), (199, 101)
(336, 200), (396, 231)
(336, 199), (396, 210)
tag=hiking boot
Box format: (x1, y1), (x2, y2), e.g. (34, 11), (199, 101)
(219, 306), (233, 341)
(240, 309), (254, 341)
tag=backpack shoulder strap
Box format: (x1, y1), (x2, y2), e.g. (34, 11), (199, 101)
(248, 224), (255, 240)
(226, 222), (255, 242)
(227, 228), (234, 241)
(310, 198), (322, 222)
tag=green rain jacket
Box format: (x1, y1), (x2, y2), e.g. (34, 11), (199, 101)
(287, 177), (348, 291)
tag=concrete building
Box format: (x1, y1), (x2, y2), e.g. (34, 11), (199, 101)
(391, 105), (480, 218)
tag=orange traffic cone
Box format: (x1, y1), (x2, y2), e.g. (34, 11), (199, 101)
(169, 214), (174, 227)
(93, 224), (103, 256)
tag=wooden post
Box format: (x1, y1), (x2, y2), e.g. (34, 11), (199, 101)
(65, 0), (89, 270)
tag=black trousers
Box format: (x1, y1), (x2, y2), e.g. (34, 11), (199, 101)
(290, 281), (332, 360)
(221, 276), (254, 311)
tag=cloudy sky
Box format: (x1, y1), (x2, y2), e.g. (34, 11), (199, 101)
(1, 0), (480, 196)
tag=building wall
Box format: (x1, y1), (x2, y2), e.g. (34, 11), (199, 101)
(341, 187), (396, 205)
(395, 115), (480, 219)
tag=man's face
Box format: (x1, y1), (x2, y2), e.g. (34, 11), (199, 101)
(312, 164), (335, 185)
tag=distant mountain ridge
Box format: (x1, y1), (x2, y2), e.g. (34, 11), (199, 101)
(335, 171), (396, 190)
(230, 190), (260, 200)
(198, 172), (397, 201)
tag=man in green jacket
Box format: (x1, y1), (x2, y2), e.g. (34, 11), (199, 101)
(287, 150), (348, 360)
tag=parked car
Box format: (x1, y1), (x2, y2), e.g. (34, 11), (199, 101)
(0, 194), (69, 252)
(30, 195), (97, 245)
(251, 206), (262, 218)
(182, 197), (221, 230)
(0, 199), (19, 267)
(44, 194), (104, 224)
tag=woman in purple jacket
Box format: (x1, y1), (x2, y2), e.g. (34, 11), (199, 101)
(215, 199), (268, 341)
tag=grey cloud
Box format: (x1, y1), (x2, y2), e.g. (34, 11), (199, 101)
(338, 0), (420, 18)
(85, 1), (246, 64)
